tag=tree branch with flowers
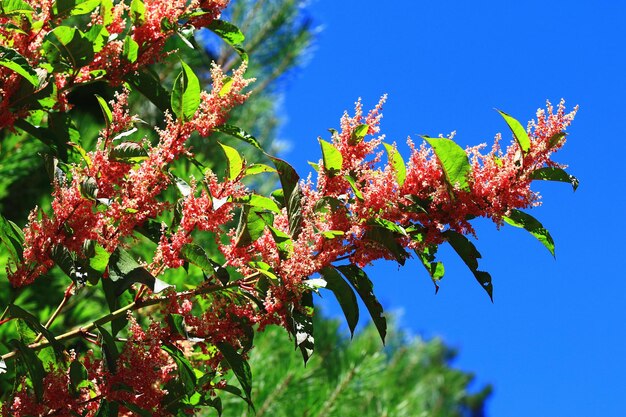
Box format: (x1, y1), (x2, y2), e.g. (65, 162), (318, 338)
(0, 0), (578, 415)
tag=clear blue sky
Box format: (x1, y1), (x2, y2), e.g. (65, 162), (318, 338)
(278, 1), (626, 416)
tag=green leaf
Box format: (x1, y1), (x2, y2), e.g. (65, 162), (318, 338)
(42, 26), (94, 71)
(530, 167), (579, 191)
(350, 124), (369, 145)
(10, 339), (45, 401)
(384, 143), (407, 186)
(50, 245), (89, 284)
(94, 94), (112, 131)
(70, 0), (101, 15)
(1, 0), (34, 15)
(129, 0), (146, 25)
(96, 324), (119, 373)
(216, 343), (253, 406)
(235, 194), (280, 213)
(127, 68), (171, 113)
(415, 246), (445, 293)
(337, 265), (387, 344)
(171, 60), (201, 121)
(94, 399), (119, 417)
(162, 344), (197, 395)
(548, 132), (566, 148)
(244, 164), (276, 176)
(319, 138), (343, 176)
(269, 156), (303, 238)
(0, 46), (39, 86)
(69, 360), (88, 388)
(444, 230), (493, 300)
(235, 207), (266, 247)
(423, 136), (471, 191)
(219, 142), (244, 181)
(289, 292), (314, 364)
(9, 305), (65, 361)
(287, 183), (303, 240)
(180, 243), (229, 283)
(88, 242), (110, 274)
(503, 209), (556, 257)
(320, 267), (359, 337)
(207, 20), (248, 61)
(214, 124), (263, 150)
(0, 213), (24, 262)
(365, 225), (409, 266)
(269, 156), (299, 203)
(344, 175), (364, 200)
(497, 109), (530, 153)
(122, 36), (139, 63)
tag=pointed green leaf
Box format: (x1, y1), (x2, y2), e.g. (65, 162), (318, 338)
(320, 267), (359, 337)
(216, 343), (253, 405)
(444, 230), (493, 300)
(530, 167), (579, 191)
(344, 175), (364, 200)
(384, 143), (407, 186)
(94, 94), (112, 131)
(207, 20), (247, 61)
(42, 26), (94, 71)
(10, 339), (45, 401)
(497, 110), (530, 153)
(235, 207), (266, 247)
(269, 156), (299, 203)
(122, 36), (139, 63)
(71, 0), (101, 15)
(0, 213), (24, 262)
(162, 344), (197, 395)
(244, 164), (276, 176)
(350, 124), (369, 145)
(235, 194), (280, 213)
(9, 305), (65, 361)
(129, 0), (146, 25)
(127, 68), (171, 113)
(319, 138), (343, 176)
(96, 324), (119, 373)
(180, 243), (228, 283)
(214, 124), (263, 150)
(423, 136), (471, 191)
(219, 142), (244, 180)
(415, 246), (445, 293)
(337, 265), (386, 344)
(503, 209), (555, 257)
(548, 132), (566, 148)
(171, 60), (201, 121)
(1, 0), (34, 15)
(0, 46), (39, 86)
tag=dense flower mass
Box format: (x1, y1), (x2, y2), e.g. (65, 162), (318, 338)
(0, 0), (578, 415)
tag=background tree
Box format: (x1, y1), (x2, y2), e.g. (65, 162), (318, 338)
(220, 316), (491, 417)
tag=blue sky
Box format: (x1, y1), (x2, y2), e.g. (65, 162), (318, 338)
(278, 1), (626, 416)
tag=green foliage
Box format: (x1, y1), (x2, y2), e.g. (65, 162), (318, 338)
(423, 136), (472, 191)
(219, 315), (491, 417)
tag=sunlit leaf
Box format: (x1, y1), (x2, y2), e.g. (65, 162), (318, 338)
(219, 142), (244, 180)
(384, 143), (407, 186)
(171, 60), (201, 121)
(503, 209), (555, 257)
(319, 138), (343, 176)
(0, 46), (39, 86)
(497, 109), (530, 153)
(423, 136), (471, 191)
(530, 167), (579, 191)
